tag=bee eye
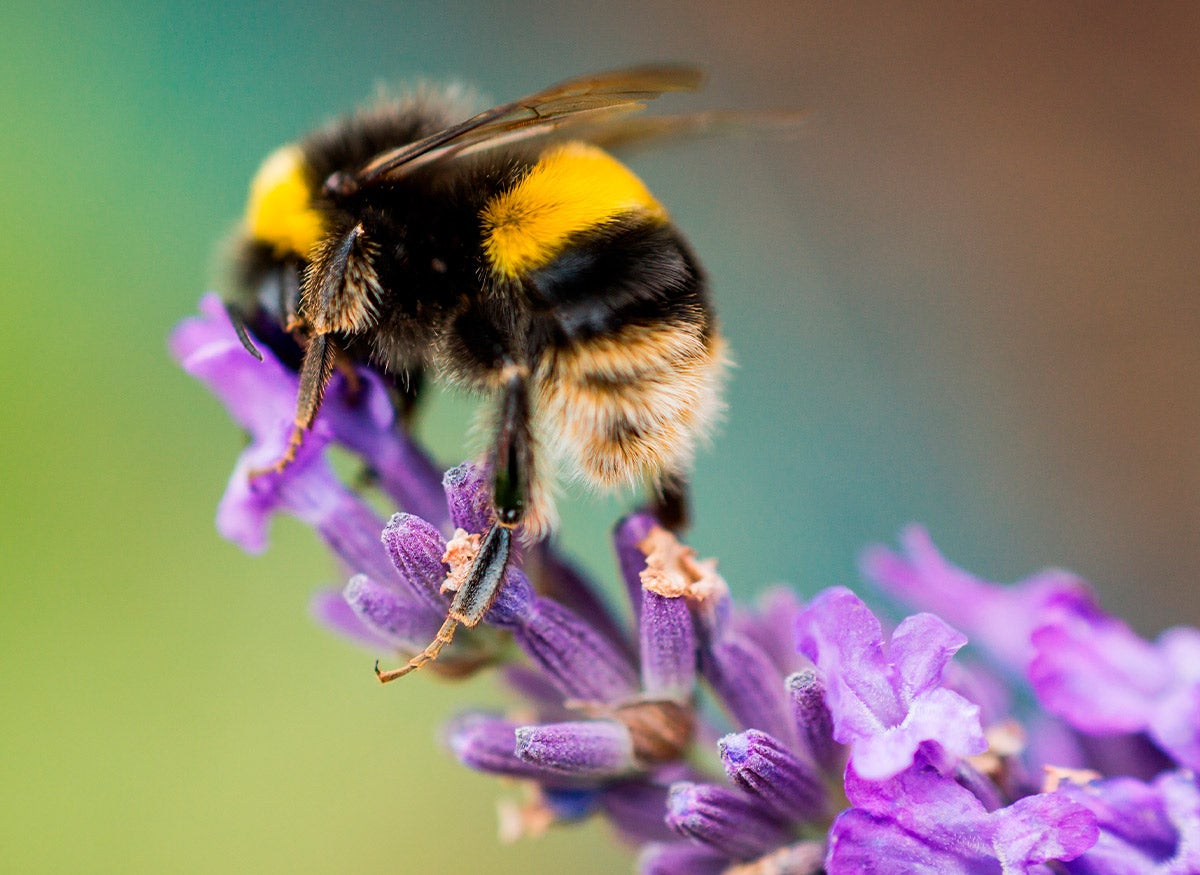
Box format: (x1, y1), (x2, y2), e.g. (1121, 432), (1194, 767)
(323, 170), (354, 197)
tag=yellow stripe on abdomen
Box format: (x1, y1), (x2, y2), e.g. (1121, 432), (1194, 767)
(480, 142), (667, 279)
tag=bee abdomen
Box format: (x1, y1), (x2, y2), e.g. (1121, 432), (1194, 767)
(542, 324), (728, 490)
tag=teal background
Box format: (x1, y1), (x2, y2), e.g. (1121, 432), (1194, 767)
(3, 3), (1197, 872)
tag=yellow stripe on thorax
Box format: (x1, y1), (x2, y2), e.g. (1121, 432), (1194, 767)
(481, 142), (667, 279)
(245, 144), (326, 259)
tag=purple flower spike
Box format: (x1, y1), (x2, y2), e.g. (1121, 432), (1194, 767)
(861, 525), (1098, 675)
(827, 753), (1098, 874)
(719, 729), (827, 822)
(309, 589), (396, 652)
(638, 841), (729, 875)
(666, 781), (792, 862)
(1059, 770), (1200, 874)
(447, 714), (584, 787)
(343, 574), (443, 651)
(796, 586), (985, 780)
(614, 512), (659, 619)
(640, 590), (697, 702)
(1030, 602), (1200, 770)
(380, 513), (450, 615)
(443, 463), (493, 534)
(510, 595), (640, 703)
(786, 669), (841, 773)
(515, 721), (637, 778)
(600, 781), (678, 844)
(702, 631), (798, 751)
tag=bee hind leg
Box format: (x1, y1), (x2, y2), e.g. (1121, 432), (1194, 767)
(375, 524), (512, 682)
(651, 475), (691, 532)
(375, 362), (528, 681)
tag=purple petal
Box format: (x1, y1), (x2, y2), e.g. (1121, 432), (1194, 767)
(446, 714), (586, 787)
(312, 493), (395, 582)
(443, 463), (492, 533)
(614, 511), (658, 620)
(797, 587), (904, 727)
(171, 294), (295, 433)
(480, 566), (536, 628)
(851, 686), (984, 781)
(995, 793), (1099, 867)
(515, 720), (636, 778)
(600, 780), (678, 844)
(827, 808), (972, 875)
(797, 587), (984, 780)
(889, 612), (968, 699)
(322, 370), (448, 527)
(719, 729), (827, 822)
(533, 546), (631, 657)
(838, 754), (1098, 873)
(214, 429), (338, 553)
(666, 781), (791, 861)
(498, 665), (574, 721)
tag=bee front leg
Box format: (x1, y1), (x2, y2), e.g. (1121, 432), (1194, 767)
(249, 330), (337, 477)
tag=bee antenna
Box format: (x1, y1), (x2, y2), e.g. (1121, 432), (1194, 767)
(224, 301), (264, 361)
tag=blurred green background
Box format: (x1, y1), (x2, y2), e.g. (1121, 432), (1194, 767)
(3, 2), (1197, 872)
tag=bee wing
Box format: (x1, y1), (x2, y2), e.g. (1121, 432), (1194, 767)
(574, 109), (809, 154)
(347, 64), (705, 188)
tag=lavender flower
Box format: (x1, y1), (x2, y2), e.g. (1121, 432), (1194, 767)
(175, 295), (1200, 874)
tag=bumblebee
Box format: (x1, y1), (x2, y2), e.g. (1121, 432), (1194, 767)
(227, 66), (732, 678)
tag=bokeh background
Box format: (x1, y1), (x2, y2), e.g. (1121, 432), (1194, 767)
(3, 2), (1197, 872)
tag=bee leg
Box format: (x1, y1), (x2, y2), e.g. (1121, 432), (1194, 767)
(394, 368), (425, 425)
(652, 476), (691, 532)
(374, 367), (527, 681)
(249, 331), (337, 477)
(279, 259), (303, 331)
(491, 362), (533, 528)
(375, 524), (512, 682)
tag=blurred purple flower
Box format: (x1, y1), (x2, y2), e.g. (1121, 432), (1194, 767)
(1030, 602), (1200, 772)
(1058, 770), (1200, 874)
(861, 524), (1098, 675)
